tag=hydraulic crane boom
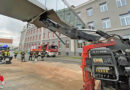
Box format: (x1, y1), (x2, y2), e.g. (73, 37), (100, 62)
(39, 10), (101, 42)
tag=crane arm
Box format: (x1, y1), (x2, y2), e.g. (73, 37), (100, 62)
(38, 10), (102, 42)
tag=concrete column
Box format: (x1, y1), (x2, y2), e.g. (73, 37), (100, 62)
(70, 39), (75, 55)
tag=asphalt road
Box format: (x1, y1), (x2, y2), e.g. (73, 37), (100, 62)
(15, 53), (81, 65)
(0, 59), (83, 90)
(45, 57), (81, 65)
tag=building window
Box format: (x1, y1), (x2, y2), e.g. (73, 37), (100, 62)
(25, 38), (26, 42)
(100, 3), (108, 12)
(53, 32), (55, 37)
(88, 22), (94, 29)
(120, 14), (130, 26)
(39, 34), (41, 40)
(76, 24), (82, 29)
(58, 41), (61, 48)
(123, 35), (130, 39)
(30, 37), (32, 42)
(40, 28), (41, 33)
(77, 40), (86, 48)
(28, 31), (30, 35)
(116, 0), (126, 7)
(36, 35), (38, 40)
(102, 18), (111, 29)
(28, 37), (29, 42)
(33, 36), (34, 41)
(66, 13), (71, 22)
(77, 12), (81, 17)
(77, 40), (83, 48)
(87, 8), (93, 16)
(48, 32), (50, 38)
(66, 40), (69, 48)
(43, 33), (45, 39)
(31, 30), (32, 34)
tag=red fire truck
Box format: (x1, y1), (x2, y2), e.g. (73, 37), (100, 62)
(31, 44), (58, 57)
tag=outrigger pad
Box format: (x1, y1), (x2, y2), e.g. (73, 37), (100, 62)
(0, 57), (3, 64)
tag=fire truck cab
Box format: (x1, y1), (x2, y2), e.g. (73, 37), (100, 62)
(31, 44), (58, 57)
(44, 44), (58, 57)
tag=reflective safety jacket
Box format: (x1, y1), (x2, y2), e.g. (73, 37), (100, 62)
(14, 51), (18, 55)
(1, 51), (5, 56)
(21, 52), (25, 58)
(4, 51), (10, 56)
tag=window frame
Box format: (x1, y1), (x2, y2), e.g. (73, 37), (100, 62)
(76, 24), (82, 29)
(77, 12), (81, 17)
(102, 18), (111, 29)
(87, 8), (93, 17)
(116, 0), (127, 8)
(66, 13), (71, 22)
(65, 40), (69, 48)
(88, 21), (94, 29)
(120, 13), (130, 26)
(100, 2), (108, 12)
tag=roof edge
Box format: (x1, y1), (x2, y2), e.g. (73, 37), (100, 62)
(74, 0), (96, 9)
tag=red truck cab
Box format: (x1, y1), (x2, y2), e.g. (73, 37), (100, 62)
(31, 44), (58, 57)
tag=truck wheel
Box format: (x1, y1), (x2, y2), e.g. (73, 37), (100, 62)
(52, 55), (56, 57)
(102, 86), (115, 90)
(101, 81), (116, 90)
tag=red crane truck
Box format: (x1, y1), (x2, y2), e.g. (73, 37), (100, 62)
(0, 0), (130, 90)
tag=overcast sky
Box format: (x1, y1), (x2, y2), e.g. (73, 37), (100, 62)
(0, 0), (89, 47)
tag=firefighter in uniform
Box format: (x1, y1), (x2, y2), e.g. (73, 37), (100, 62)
(1, 50), (5, 60)
(41, 51), (45, 61)
(29, 51), (33, 61)
(13, 51), (18, 59)
(4, 50), (10, 60)
(34, 52), (38, 61)
(3, 50), (10, 63)
(21, 51), (25, 62)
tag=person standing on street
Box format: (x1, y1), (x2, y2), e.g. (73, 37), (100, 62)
(41, 51), (45, 61)
(34, 52), (38, 61)
(4, 50), (10, 60)
(29, 51), (33, 61)
(1, 50), (5, 61)
(13, 51), (18, 59)
(21, 51), (25, 62)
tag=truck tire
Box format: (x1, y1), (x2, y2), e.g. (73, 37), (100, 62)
(128, 77), (130, 90)
(102, 86), (115, 90)
(52, 55), (56, 57)
(101, 81), (116, 90)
